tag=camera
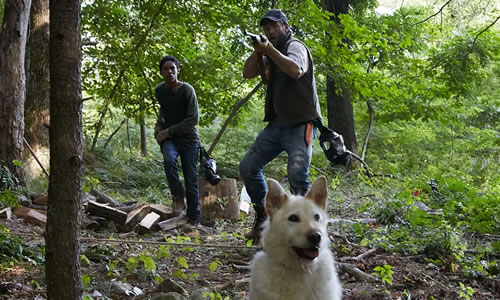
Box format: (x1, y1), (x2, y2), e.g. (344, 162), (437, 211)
(200, 147), (221, 185)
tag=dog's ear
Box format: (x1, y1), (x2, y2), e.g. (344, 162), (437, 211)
(305, 176), (328, 210)
(265, 178), (289, 219)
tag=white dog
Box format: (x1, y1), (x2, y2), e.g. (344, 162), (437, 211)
(249, 176), (342, 300)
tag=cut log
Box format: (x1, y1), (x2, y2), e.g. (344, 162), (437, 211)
(33, 195), (48, 206)
(115, 202), (138, 213)
(86, 200), (127, 224)
(124, 204), (151, 231)
(157, 215), (187, 231)
(198, 178), (239, 223)
(0, 207), (12, 219)
(81, 214), (100, 230)
(14, 207), (46, 226)
(149, 204), (172, 220)
(90, 188), (120, 207)
(136, 212), (161, 234)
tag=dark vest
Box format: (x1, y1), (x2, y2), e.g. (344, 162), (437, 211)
(264, 33), (321, 127)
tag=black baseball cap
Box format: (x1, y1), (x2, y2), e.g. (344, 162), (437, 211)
(260, 9), (288, 26)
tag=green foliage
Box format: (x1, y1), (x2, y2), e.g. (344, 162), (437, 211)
(76, 0), (499, 288)
(373, 264), (393, 285)
(0, 161), (22, 209)
(81, 273), (93, 290)
(202, 291), (230, 300)
(0, 227), (44, 270)
(208, 259), (222, 272)
(458, 282), (475, 300)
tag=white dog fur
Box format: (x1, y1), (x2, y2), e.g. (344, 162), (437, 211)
(249, 176), (342, 300)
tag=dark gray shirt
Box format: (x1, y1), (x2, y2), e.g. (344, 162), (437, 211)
(155, 82), (199, 140)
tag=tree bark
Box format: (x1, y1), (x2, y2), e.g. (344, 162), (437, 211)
(46, 0), (83, 298)
(327, 78), (358, 154)
(0, 0), (32, 186)
(323, 0), (358, 155)
(24, 0), (50, 182)
(140, 119), (147, 156)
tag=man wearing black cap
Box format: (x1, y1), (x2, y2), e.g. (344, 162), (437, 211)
(240, 9), (322, 243)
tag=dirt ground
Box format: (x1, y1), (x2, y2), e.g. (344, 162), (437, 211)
(0, 212), (499, 299)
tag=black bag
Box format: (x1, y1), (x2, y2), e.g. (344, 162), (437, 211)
(313, 119), (352, 167)
(199, 146), (221, 185)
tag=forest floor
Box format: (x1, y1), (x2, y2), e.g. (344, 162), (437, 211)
(0, 193), (499, 299)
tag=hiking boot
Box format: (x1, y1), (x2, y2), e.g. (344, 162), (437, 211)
(171, 195), (186, 217)
(245, 206), (267, 244)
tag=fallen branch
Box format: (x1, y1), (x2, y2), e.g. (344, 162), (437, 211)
(23, 137), (50, 178)
(329, 218), (377, 225)
(6, 231), (259, 249)
(336, 262), (379, 282)
(232, 264), (251, 271)
(339, 248), (377, 262)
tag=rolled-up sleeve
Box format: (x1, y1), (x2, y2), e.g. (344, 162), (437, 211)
(287, 41), (309, 78)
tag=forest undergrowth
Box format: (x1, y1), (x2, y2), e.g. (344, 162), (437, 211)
(0, 114), (499, 299)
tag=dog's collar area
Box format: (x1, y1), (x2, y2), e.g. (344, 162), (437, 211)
(292, 246), (319, 260)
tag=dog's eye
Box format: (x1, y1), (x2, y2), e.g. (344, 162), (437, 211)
(288, 214), (300, 222)
(314, 214), (320, 221)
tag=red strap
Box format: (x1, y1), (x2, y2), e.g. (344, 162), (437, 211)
(305, 122), (313, 147)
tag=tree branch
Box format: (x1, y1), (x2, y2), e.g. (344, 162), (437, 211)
(136, 54), (159, 117)
(472, 15), (500, 49)
(413, 0), (453, 26)
(207, 82), (264, 155)
(90, 0), (169, 150)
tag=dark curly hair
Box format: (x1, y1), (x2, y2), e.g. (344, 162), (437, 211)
(159, 55), (179, 71)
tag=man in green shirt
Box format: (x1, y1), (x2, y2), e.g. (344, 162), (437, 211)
(154, 55), (201, 224)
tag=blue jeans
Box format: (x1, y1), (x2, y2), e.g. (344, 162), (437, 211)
(161, 138), (200, 221)
(239, 122), (314, 208)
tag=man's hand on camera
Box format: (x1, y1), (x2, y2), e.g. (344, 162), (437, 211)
(253, 35), (270, 54)
(156, 128), (170, 144)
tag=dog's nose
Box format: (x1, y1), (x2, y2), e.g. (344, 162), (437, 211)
(308, 232), (321, 246)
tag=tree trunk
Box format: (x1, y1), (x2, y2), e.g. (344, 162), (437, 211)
(45, 0), (83, 299)
(0, 0), (32, 186)
(327, 77), (358, 153)
(140, 119), (147, 156)
(323, 0), (358, 155)
(24, 0), (50, 182)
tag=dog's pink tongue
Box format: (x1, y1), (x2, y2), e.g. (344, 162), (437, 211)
(304, 248), (319, 259)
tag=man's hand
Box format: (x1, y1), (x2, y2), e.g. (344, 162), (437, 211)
(252, 35), (270, 55)
(154, 123), (161, 138)
(156, 128), (170, 144)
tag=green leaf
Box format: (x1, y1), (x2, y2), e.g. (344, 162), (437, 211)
(177, 256), (189, 269)
(144, 257), (156, 272)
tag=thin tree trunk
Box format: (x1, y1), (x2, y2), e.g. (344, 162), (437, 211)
(140, 119), (147, 156)
(0, 0), (32, 186)
(46, 0), (82, 298)
(24, 0), (50, 182)
(323, 0), (358, 155)
(361, 101), (374, 160)
(126, 118), (132, 152)
(327, 78), (357, 154)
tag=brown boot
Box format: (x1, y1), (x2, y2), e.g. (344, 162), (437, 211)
(171, 195), (186, 217)
(245, 206), (267, 244)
